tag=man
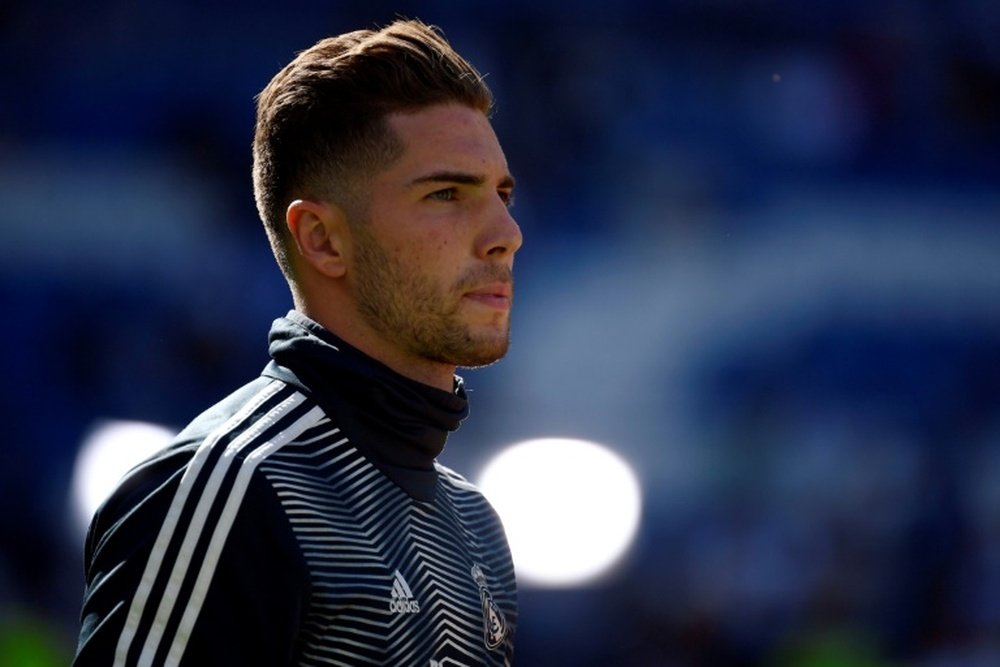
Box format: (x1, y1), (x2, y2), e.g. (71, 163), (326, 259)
(74, 19), (520, 666)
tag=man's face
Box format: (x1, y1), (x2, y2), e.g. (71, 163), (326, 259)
(348, 103), (522, 369)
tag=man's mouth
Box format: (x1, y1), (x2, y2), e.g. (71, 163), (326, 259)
(463, 282), (512, 309)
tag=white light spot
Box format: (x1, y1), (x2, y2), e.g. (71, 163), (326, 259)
(70, 419), (175, 534)
(477, 438), (642, 587)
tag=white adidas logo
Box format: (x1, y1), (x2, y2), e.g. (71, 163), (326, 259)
(389, 569), (420, 614)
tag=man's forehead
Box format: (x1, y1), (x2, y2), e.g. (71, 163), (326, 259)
(386, 104), (510, 180)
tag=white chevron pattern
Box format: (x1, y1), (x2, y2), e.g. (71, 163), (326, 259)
(257, 408), (517, 666)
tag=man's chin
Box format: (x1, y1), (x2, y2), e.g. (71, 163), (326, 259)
(450, 333), (511, 369)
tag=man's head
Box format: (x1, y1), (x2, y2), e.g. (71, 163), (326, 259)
(252, 19), (493, 278)
(252, 21), (522, 389)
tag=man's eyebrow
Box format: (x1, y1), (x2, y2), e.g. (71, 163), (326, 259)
(407, 171), (516, 189)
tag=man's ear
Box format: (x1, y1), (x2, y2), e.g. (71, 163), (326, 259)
(286, 199), (348, 278)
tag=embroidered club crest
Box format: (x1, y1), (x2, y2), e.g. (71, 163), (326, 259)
(471, 564), (508, 650)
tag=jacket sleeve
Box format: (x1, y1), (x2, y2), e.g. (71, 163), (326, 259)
(73, 445), (309, 666)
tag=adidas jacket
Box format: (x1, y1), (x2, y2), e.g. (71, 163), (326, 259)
(73, 311), (517, 666)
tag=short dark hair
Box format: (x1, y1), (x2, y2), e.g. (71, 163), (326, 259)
(252, 19), (493, 279)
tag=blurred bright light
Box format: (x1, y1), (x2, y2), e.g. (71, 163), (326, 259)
(71, 419), (175, 534)
(477, 438), (642, 587)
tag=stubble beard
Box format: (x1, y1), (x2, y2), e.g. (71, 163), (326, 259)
(352, 226), (512, 369)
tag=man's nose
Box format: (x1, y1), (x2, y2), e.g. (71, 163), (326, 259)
(479, 197), (522, 260)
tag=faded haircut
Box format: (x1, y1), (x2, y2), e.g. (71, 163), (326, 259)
(252, 19), (493, 279)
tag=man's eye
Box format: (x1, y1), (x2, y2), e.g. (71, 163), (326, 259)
(427, 188), (457, 201)
(499, 190), (515, 208)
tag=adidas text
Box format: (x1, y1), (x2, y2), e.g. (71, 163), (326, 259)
(389, 599), (420, 614)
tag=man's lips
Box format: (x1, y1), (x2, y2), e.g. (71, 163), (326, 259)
(463, 282), (513, 309)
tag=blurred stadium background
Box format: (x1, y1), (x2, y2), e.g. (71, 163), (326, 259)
(2, 1), (1000, 665)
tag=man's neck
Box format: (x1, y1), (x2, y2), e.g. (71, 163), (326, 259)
(295, 305), (457, 392)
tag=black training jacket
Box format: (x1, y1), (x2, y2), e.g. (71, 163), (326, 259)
(73, 310), (517, 666)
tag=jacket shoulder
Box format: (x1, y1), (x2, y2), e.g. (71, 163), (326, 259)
(75, 377), (322, 665)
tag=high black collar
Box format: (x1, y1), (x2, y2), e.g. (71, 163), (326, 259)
(262, 310), (469, 501)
